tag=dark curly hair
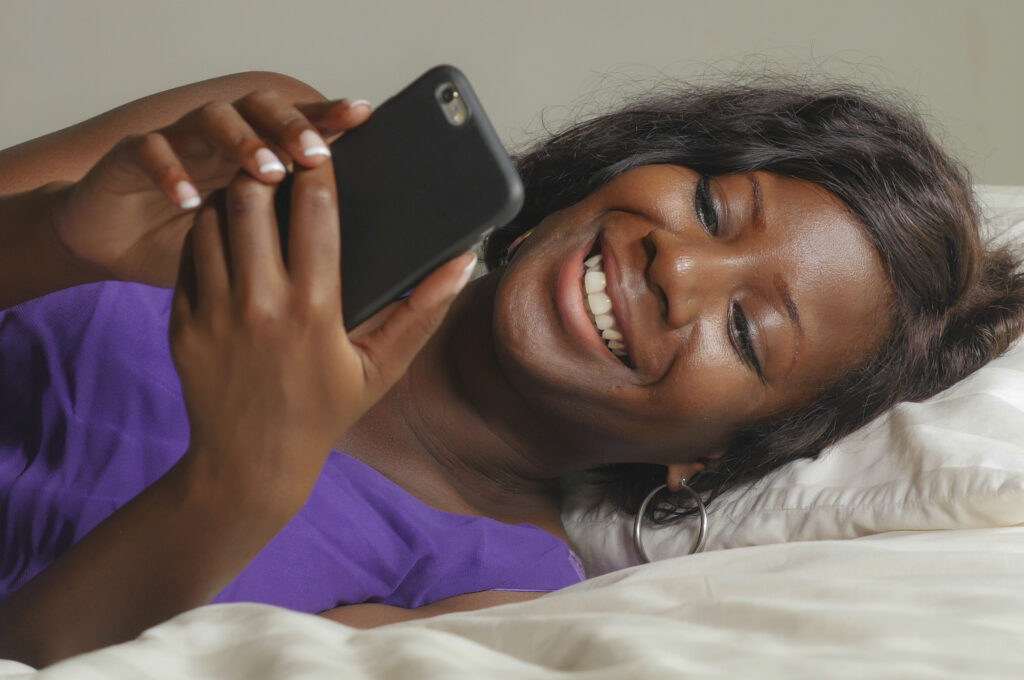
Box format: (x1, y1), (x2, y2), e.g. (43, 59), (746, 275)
(483, 80), (1024, 523)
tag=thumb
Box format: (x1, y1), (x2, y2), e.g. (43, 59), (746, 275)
(296, 98), (373, 138)
(354, 252), (478, 388)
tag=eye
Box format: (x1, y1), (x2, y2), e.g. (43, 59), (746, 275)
(729, 302), (764, 380)
(694, 175), (720, 235)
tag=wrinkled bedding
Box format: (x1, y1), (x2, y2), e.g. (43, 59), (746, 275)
(6, 526), (1024, 679)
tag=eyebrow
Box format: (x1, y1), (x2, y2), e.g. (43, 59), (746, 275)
(748, 174), (801, 337)
(747, 174), (802, 376)
(749, 174), (766, 232)
(773, 273), (803, 338)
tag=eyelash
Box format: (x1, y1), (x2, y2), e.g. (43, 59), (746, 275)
(693, 175), (763, 380)
(729, 303), (764, 380)
(694, 175), (719, 235)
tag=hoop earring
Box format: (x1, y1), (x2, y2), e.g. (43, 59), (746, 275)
(504, 228), (535, 262)
(631, 478), (708, 564)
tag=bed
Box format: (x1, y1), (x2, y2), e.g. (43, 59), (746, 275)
(3, 186), (1024, 679)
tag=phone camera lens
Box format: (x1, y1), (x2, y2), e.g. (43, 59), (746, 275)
(435, 82), (468, 126)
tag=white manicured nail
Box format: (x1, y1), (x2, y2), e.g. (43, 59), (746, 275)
(347, 98), (371, 111)
(299, 129), (331, 157)
(454, 254), (478, 294)
(256, 148), (286, 175)
(176, 181), (201, 209)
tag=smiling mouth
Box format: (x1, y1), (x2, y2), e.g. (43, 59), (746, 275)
(581, 242), (631, 367)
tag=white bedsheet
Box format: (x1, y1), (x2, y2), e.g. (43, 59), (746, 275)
(5, 526), (1024, 679)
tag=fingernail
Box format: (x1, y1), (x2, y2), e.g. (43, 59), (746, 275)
(453, 254), (478, 295)
(176, 181), (201, 209)
(256, 148), (287, 175)
(347, 98), (372, 111)
(299, 129), (331, 158)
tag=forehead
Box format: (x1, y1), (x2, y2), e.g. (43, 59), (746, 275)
(762, 174), (892, 398)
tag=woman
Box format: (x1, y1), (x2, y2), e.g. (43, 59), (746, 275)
(0, 71), (1020, 667)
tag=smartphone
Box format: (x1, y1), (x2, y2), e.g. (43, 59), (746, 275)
(274, 65), (524, 329)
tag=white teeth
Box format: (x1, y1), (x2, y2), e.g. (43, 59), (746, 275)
(584, 271), (606, 294)
(582, 247), (628, 363)
(587, 292), (612, 315)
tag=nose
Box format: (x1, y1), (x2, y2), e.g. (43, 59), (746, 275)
(643, 228), (740, 330)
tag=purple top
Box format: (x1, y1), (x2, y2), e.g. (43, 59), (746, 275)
(0, 282), (584, 612)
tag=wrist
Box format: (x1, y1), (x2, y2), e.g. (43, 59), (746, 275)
(0, 182), (107, 309)
(172, 443), (314, 526)
(41, 180), (111, 283)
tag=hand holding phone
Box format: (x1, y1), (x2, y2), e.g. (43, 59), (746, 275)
(275, 65), (524, 329)
(173, 166), (479, 501)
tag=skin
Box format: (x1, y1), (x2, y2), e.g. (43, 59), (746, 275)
(341, 166), (893, 532)
(0, 76), (893, 666)
(0, 71), (349, 309)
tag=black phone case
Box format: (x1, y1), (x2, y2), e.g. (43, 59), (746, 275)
(275, 65), (524, 329)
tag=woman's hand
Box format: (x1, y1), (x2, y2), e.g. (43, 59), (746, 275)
(170, 163), (476, 510)
(48, 91), (372, 287)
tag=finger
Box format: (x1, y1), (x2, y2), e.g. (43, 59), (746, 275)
(287, 162), (340, 305)
(178, 100), (289, 184)
(120, 132), (203, 210)
(235, 90), (335, 168)
(265, 139), (295, 173)
(191, 200), (231, 315)
(354, 252), (477, 388)
(295, 98), (373, 139)
(170, 229), (199, 327)
(223, 174), (287, 298)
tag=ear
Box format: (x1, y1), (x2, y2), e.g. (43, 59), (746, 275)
(665, 454), (722, 492)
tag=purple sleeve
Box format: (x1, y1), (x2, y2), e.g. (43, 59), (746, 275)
(1, 282), (188, 597)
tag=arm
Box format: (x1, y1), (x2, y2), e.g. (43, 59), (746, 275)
(0, 73), (364, 310)
(0, 448), (296, 667)
(0, 184), (99, 310)
(0, 71), (325, 195)
(318, 591), (547, 629)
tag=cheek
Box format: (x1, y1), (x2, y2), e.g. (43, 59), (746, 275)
(646, 340), (762, 448)
(493, 259), (559, 374)
(492, 264), (602, 428)
(492, 234), (608, 392)
(493, 273), (756, 458)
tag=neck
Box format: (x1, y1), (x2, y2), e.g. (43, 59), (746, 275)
(337, 272), (573, 539)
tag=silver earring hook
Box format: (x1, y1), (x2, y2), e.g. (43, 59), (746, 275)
(632, 478), (708, 564)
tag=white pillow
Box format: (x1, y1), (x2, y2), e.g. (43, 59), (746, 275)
(562, 185), (1024, 576)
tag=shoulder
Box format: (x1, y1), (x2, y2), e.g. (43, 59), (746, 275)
(313, 453), (586, 605)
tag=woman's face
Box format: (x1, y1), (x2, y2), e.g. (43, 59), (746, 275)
(492, 165), (892, 467)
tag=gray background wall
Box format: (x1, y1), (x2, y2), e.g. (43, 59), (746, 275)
(1, 0), (1021, 184)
